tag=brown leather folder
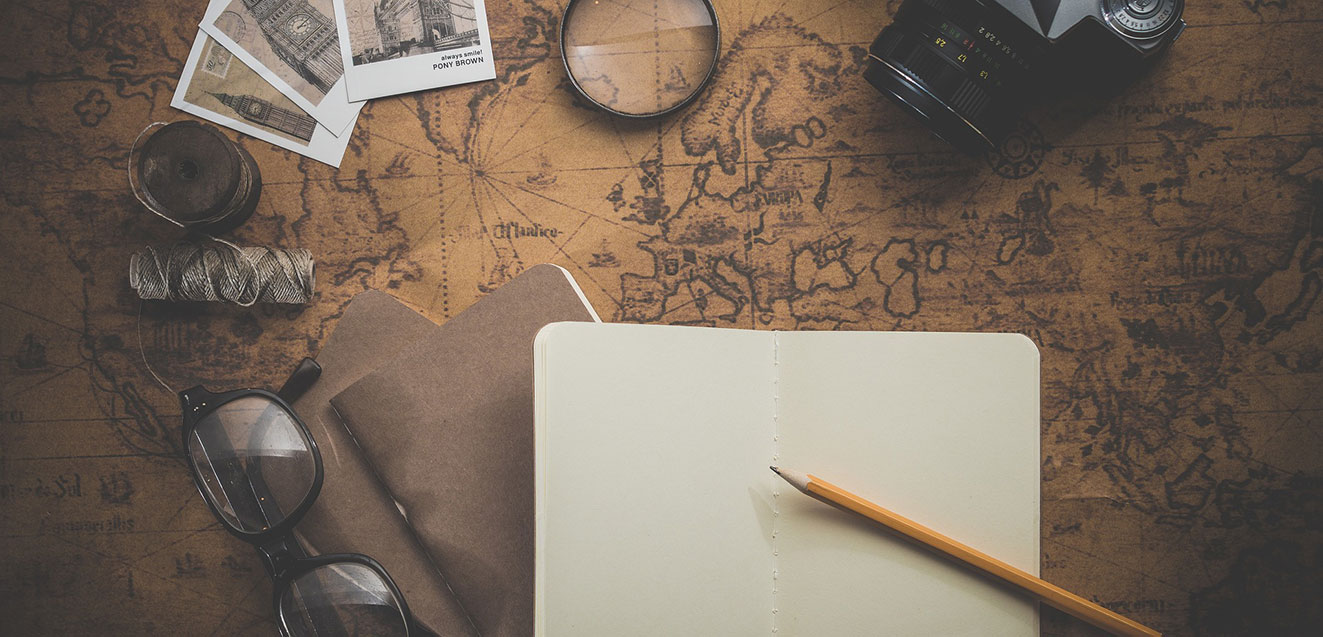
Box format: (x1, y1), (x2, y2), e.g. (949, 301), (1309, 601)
(290, 290), (478, 635)
(323, 265), (599, 636)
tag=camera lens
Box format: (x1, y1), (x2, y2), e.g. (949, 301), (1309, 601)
(864, 0), (1046, 153)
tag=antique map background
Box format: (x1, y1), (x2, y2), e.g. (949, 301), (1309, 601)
(2, 0), (1321, 634)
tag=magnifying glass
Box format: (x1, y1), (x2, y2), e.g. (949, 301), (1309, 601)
(560, 0), (721, 118)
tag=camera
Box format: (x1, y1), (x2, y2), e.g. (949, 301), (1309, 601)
(864, 0), (1185, 153)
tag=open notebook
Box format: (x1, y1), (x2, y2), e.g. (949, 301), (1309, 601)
(534, 324), (1040, 636)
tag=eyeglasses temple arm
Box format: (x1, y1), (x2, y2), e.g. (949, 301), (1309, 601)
(277, 357), (322, 403)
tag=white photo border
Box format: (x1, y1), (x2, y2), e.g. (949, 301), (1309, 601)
(331, 0), (496, 102)
(200, 0), (363, 135)
(172, 31), (362, 168)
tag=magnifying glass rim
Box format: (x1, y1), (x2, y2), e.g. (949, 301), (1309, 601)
(558, 0), (722, 119)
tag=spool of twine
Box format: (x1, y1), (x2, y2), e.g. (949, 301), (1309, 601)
(132, 121), (262, 234)
(129, 242), (315, 304)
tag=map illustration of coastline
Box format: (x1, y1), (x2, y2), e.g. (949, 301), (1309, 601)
(1, 0), (1321, 634)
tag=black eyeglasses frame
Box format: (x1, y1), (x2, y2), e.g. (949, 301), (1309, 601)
(178, 360), (424, 637)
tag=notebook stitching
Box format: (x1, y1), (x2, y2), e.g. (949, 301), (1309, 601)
(770, 331), (781, 634)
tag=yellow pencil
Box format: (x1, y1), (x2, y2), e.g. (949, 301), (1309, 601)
(770, 466), (1160, 637)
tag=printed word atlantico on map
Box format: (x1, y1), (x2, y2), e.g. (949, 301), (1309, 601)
(491, 221), (560, 239)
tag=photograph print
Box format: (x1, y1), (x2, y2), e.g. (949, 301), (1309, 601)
(172, 32), (361, 167)
(344, 0), (482, 65)
(333, 0), (495, 101)
(201, 0), (362, 134)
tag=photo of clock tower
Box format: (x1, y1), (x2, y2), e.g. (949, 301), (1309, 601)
(241, 0), (343, 95)
(209, 92), (317, 142)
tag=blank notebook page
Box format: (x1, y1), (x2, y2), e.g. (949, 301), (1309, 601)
(535, 323), (776, 636)
(775, 331), (1040, 635)
(535, 324), (1039, 636)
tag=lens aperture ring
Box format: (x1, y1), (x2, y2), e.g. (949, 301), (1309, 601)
(897, 0), (1037, 75)
(871, 27), (993, 122)
(864, 0), (1046, 151)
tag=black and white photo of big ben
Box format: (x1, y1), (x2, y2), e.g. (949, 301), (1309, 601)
(207, 0), (354, 110)
(175, 33), (355, 167)
(344, 0), (481, 65)
(239, 0), (344, 94)
(209, 91), (317, 141)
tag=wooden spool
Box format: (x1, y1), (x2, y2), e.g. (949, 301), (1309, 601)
(136, 121), (262, 234)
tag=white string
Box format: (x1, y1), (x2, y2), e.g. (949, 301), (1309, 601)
(128, 121), (263, 306)
(130, 122), (181, 396)
(128, 121), (266, 393)
(130, 243), (314, 304)
(137, 300), (176, 395)
(128, 121), (173, 224)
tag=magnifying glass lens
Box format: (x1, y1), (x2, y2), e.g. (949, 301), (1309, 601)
(562, 0), (719, 117)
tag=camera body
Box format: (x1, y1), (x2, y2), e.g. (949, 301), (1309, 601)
(864, 0), (1185, 153)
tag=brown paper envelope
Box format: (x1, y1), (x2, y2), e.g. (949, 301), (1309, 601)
(329, 265), (599, 637)
(290, 290), (477, 636)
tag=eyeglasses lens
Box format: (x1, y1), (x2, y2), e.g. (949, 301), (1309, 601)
(279, 562), (408, 637)
(187, 395), (317, 534)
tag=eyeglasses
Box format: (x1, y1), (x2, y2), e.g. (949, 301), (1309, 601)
(180, 359), (430, 637)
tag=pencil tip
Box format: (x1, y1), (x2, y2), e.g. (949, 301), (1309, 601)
(769, 465), (781, 474)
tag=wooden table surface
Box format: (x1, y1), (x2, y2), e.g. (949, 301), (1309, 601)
(2, 0), (1321, 635)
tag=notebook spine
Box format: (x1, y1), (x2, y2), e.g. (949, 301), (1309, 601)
(770, 332), (782, 634)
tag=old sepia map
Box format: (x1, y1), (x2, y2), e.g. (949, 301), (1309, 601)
(1, 0), (1320, 634)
